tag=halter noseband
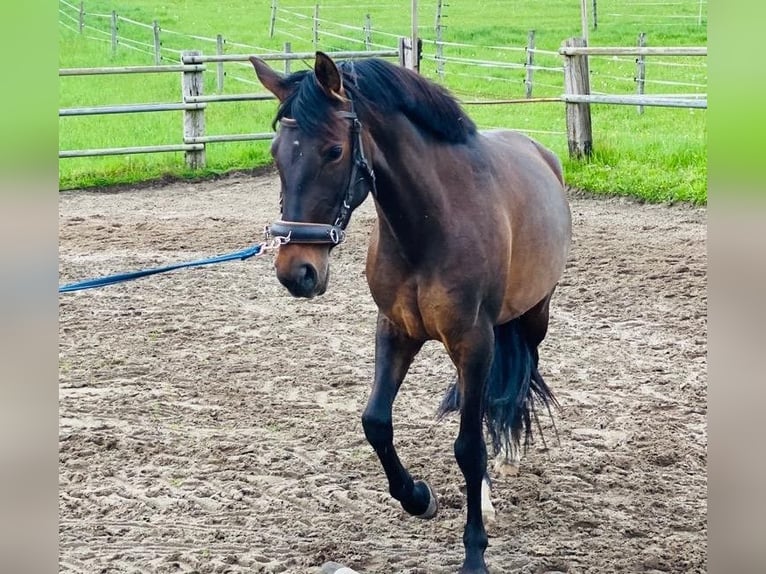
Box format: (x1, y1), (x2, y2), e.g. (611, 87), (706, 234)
(266, 99), (377, 246)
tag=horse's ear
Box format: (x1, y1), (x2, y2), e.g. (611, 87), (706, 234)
(249, 56), (291, 102)
(314, 51), (345, 101)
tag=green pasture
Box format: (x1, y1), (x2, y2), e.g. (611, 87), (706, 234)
(58, 0), (707, 203)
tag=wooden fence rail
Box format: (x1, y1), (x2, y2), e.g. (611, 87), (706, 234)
(559, 46), (707, 56)
(59, 64), (203, 75)
(182, 49), (398, 64)
(562, 94), (707, 109)
(60, 102), (207, 116)
(60, 144), (203, 159)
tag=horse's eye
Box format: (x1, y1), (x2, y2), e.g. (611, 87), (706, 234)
(326, 145), (343, 161)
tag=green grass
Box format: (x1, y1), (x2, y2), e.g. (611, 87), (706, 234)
(59, 0), (707, 203)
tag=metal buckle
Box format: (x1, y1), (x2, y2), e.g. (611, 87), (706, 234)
(329, 227), (345, 245)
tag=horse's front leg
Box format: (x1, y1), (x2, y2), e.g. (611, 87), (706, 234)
(361, 314), (436, 518)
(451, 325), (494, 574)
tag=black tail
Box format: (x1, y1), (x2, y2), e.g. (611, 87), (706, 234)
(436, 318), (558, 455)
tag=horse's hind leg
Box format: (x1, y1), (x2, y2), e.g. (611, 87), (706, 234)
(492, 441), (521, 477)
(450, 323), (494, 574)
(361, 314), (436, 518)
(520, 288), (554, 349)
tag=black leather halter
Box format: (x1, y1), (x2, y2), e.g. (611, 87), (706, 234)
(266, 99), (377, 245)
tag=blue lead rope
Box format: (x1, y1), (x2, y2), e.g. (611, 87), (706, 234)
(59, 243), (264, 293)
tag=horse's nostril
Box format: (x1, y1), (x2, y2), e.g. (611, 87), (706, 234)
(276, 260), (322, 298)
(299, 263), (317, 291)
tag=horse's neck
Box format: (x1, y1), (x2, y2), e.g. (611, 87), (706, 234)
(368, 117), (452, 256)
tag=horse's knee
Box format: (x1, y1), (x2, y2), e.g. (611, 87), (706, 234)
(454, 433), (470, 463)
(454, 433), (487, 478)
(361, 410), (392, 450)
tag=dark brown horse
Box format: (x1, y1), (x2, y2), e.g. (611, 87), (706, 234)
(250, 52), (571, 574)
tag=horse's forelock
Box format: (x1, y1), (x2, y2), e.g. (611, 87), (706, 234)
(274, 70), (337, 136)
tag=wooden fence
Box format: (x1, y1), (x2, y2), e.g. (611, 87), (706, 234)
(59, 46), (403, 167)
(59, 37), (706, 165)
(559, 40), (707, 158)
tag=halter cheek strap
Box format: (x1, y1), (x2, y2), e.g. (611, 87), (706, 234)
(266, 99), (377, 246)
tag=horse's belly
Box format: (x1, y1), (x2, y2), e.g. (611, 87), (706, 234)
(498, 286), (550, 323)
(499, 239), (569, 322)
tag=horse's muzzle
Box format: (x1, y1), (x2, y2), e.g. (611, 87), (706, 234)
(276, 262), (314, 298)
(274, 244), (331, 299)
(277, 260), (331, 298)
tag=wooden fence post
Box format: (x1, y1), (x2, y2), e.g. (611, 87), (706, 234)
(563, 37), (592, 158)
(364, 14), (372, 51)
(435, 0), (445, 79)
(636, 32), (646, 114)
(284, 42), (292, 74)
(153, 20), (161, 65)
(182, 50), (206, 169)
(410, 0), (420, 73)
(216, 35), (225, 93)
(313, 4), (320, 50)
(269, 0), (277, 38)
(111, 11), (118, 58)
(524, 30), (535, 98)
(592, 0), (598, 30)
(398, 37), (417, 71)
(78, 1), (84, 33)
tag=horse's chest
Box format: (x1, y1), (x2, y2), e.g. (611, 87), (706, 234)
(368, 278), (457, 342)
(388, 288), (429, 340)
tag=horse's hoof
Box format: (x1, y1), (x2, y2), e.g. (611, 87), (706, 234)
(413, 480), (438, 519)
(493, 459), (520, 477)
(459, 559), (489, 574)
(320, 562), (360, 574)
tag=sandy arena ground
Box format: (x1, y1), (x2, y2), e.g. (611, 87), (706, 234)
(59, 170), (706, 573)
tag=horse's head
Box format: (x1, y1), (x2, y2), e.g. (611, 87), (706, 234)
(250, 52), (376, 298)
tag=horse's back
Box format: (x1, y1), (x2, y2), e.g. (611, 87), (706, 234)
(478, 130), (572, 321)
(481, 129), (563, 185)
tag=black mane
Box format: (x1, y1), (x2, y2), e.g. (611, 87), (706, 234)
(274, 58), (476, 143)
